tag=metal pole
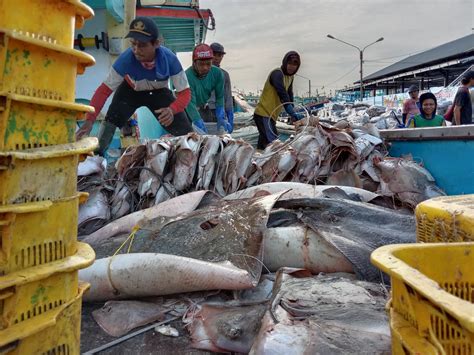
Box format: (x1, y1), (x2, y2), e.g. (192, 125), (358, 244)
(359, 50), (363, 102)
(309, 79), (311, 98)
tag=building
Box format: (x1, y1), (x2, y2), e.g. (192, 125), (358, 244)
(338, 34), (474, 98)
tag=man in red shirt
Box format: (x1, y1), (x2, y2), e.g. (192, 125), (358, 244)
(402, 85), (420, 125)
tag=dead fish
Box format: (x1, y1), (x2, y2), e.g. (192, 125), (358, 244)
(374, 157), (445, 208)
(172, 133), (202, 191)
(268, 198), (416, 282)
(185, 302), (267, 353)
(326, 169), (363, 188)
(115, 144), (147, 179)
(154, 181), (177, 205)
(138, 141), (171, 197)
(81, 190), (219, 246)
(228, 140), (254, 193)
(78, 188), (110, 236)
(80, 193), (283, 301)
(214, 140), (240, 196)
(225, 182), (379, 203)
(263, 224), (354, 274)
(250, 269), (391, 354)
(275, 147), (297, 181)
(92, 300), (166, 337)
(196, 136), (222, 190)
(78, 155), (107, 177)
(110, 181), (131, 219)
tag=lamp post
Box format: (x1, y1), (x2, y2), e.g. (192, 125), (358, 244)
(296, 74), (311, 98)
(327, 34), (383, 102)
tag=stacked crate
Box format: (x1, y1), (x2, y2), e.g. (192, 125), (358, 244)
(0, 1), (97, 353)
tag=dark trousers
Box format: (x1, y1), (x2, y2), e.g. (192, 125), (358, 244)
(97, 81), (194, 155)
(199, 106), (217, 123)
(253, 113), (278, 150)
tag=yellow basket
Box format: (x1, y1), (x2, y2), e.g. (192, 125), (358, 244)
(0, 137), (97, 205)
(416, 195), (474, 243)
(390, 309), (439, 355)
(1, 281), (89, 354)
(0, 0), (94, 47)
(0, 93), (93, 151)
(371, 243), (474, 355)
(0, 193), (88, 275)
(0, 29), (95, 102)
(0, 243), (94, 340)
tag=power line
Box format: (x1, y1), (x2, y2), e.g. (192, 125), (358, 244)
(316, 64), (359, 89)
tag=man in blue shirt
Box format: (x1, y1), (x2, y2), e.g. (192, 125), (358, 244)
(76, 17), (193, 155)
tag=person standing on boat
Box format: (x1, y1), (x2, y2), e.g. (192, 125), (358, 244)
(75, 17), (193, 155)
(407, 92), (445, 128)
(185, 44), (231, 134)
(402, 85), (420, 125)
(453, 70), (474, 125)
(200, 42), (234, 133)
(253, 51), (303, 149)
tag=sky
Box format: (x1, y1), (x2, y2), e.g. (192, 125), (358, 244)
(177, 0), (473, 96)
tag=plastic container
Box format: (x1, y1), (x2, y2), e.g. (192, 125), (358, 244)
(0, 242), (94, 339)
(416, 195), (474, 243)
(0, 281), (89, 354)
(0, 193), (88, 275)
(371, 243), (474, 355)
(390, 309), (439, 355)
(0, 0), (94, 47)
(0, 29), (95, 102)
(0, 137), (97, 204)
(0, 93), (93, 151)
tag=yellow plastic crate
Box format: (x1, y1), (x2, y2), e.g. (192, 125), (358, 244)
(390, 309), (439, 355)
(0, 0), (94, 47)
(0, 193), (88, 275)
(0, 137), (97, 204)
(0, 29), (95, 102)
(0, 243), (94, 339)
(416, 195), (474, 243)
(0, 93), (93, 151)
(371, 243), (474, 355)
(1, 282), (89, 354)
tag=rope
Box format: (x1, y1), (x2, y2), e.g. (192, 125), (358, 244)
(112, 225), (141, 256)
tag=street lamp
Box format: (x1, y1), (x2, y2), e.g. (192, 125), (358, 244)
(296, 74), (311, 98)
(327, 34), (384, 101)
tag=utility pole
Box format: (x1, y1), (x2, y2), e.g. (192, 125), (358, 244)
(327, 34), (384, 102)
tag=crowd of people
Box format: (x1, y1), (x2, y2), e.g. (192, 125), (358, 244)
(76, 16), (474, 154)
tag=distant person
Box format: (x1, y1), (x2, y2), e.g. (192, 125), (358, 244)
(203, 42), (234, 133)
(407, 92), (445, 128)
(185, 44), (231, 134)
(402, 85), (420, 125)
(75, 17), (193, 155)
(254, 51), (303, 149)
(453, 70), (474, 125)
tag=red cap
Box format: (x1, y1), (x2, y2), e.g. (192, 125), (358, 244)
(192, 44), (213, 61)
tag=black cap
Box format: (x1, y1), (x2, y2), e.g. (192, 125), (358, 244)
(210, 42), (226, 54)
(125, 17), (159, 42)
(408, 84), (419, 93)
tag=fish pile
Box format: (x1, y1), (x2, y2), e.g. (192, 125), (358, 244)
(77, 117), (444, 234)
(79, 188), (415, 353)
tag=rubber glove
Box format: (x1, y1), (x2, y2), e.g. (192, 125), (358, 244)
(194, 118), (208, 134)
(225, 109), (234, 133)
(216, 106), (231, 133)
(292, 112), (305, 121)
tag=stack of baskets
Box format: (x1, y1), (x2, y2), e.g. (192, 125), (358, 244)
(372, 195), (474, 354)
(0, 1), (98, 353)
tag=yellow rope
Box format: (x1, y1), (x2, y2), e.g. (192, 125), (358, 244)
(112, 224), (141, 256)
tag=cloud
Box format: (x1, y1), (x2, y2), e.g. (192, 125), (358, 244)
(179, 0), (473, 94)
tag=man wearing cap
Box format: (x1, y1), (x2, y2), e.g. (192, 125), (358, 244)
(453, 70), (474, 125)
(202, 43), (234, 133)
(402, 85), (420, 125)
(254, 51), (303, 149)
(76, 16), (193, 155)
(185, 44), (231, 134)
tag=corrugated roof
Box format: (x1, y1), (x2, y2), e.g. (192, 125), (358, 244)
(363, 34), (474, 82)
